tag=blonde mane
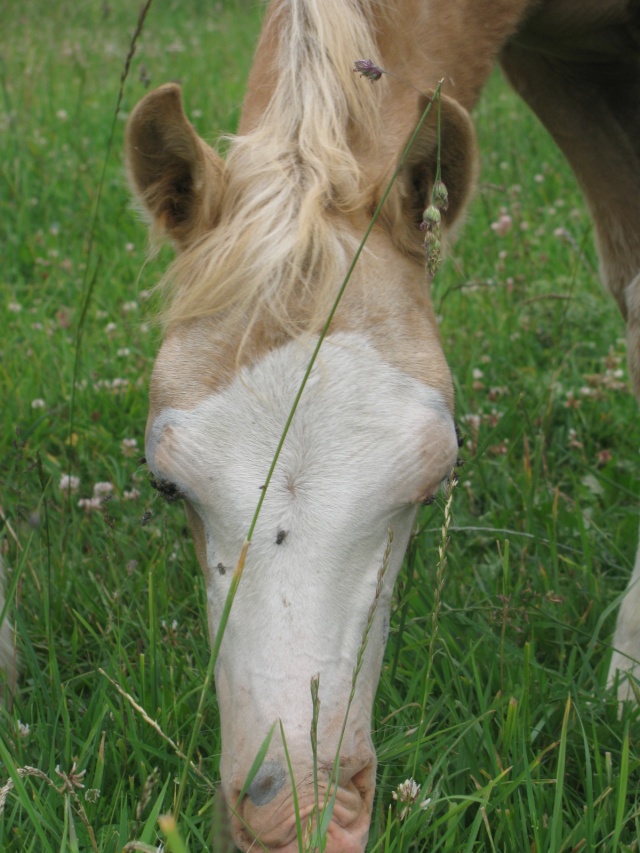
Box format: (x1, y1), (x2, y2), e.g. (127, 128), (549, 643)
(160, 0), (385, 335)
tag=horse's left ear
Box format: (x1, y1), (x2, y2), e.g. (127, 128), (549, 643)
(383, 92), (478, 256)
(126, 83), (225, 248)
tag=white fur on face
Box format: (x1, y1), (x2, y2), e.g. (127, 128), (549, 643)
(146, 332), (457, 770)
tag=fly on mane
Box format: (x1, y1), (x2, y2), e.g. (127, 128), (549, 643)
(153, 0), (387, 339)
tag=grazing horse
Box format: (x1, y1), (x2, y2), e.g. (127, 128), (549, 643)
(126, 0), (640, 850)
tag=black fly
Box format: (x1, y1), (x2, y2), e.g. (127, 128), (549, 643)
(149, 472), (184, 503)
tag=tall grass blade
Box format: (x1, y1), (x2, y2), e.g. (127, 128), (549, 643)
(549, 694), (571, 851)
(574, 705), (594, 850)
(137, 776), (171, 844)
(236, 722), (277, 804)
(612, 721), (630, 849)
(158, 813), (189, 853)
(66, 795), (79, 853)
(310, 673), (322, 850)
(279, 721), (304, 853)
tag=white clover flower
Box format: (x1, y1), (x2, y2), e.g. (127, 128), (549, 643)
(490, 213), (512, 236)
(60, 474), (80, 492)
(31, 398), (46, 409)
(93, 481), (114, 497)
(461, 413), (481, 432)
(121, 437), (138, 455)
(393, 778), (421, 803)
(78, 497), (102, 511)
(55, 761), (86, 791)
(392, 778), (422, 820)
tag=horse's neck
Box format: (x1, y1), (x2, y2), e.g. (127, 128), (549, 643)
(376, 0), (535, 104)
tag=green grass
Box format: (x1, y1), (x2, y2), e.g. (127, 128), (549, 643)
(1, 1), (639, 851)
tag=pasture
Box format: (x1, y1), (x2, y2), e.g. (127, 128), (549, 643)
(1, 0), (639, 849)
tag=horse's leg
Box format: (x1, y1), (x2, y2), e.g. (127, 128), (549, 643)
(609, 536), (640, 700)
(0, 558), (16, 703)
(499, 44), (640, 700)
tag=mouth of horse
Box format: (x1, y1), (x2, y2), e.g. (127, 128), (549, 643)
(229, 761), (376, 852)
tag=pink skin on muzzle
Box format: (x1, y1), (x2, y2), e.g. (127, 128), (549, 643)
(228, 755), (377, 852)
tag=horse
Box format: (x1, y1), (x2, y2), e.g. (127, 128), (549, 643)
(121, 1), (640, 850)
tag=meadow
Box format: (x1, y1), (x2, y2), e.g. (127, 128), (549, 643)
(1, 0), (639, 850)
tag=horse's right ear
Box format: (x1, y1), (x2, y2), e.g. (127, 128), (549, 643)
(126, 83), (225, 248)
(383, 92), (478, 258)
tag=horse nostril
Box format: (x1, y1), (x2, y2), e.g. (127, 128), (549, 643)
(247, 760), (287, 806)
(339, 756), (376, 797)
(349, 763), (375, 798)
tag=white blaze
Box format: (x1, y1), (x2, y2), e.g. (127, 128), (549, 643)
(146, 332), (457, 778)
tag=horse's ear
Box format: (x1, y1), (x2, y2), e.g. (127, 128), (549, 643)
(384, 92), (477, 257)
(126, 83), (225, 247)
